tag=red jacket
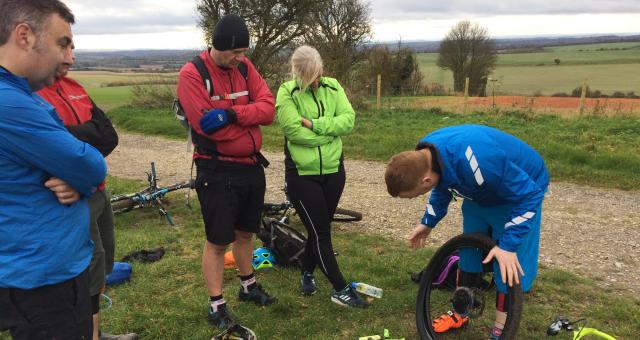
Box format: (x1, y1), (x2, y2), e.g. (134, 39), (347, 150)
(38, 76), (93, 125)
(38, 76), (119, 190)
(177, 50), (275, 165)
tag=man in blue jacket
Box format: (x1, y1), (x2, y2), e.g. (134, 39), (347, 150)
(0, 1), (107, 339)
(385, 124), (549, 339)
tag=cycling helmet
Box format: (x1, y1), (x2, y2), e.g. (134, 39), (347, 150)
(252, 247), (276, 270)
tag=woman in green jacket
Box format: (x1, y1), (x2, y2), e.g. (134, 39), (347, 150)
(276, 45), (366, 308)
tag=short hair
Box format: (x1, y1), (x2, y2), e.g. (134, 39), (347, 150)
(0, 0), (75, 46)
(290, 45), (323, 91)
(385, 150), (432, 197)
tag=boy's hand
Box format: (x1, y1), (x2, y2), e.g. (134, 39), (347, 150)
(45, 177), (80, 204)
(482, 246), (524, 287)
(407, 224), (432, 249)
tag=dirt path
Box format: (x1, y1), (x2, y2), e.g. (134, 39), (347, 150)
(107, 132), (640, 295)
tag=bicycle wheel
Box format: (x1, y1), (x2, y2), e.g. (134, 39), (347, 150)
(416, 233), (523, 340)
(110, 197), (136, 214)
(331, 207), (362, 222)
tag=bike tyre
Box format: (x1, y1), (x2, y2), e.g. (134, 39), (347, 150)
(331, 207), (362, 222)
(416, 233), (523, 340)
(110, 197), (136, 214)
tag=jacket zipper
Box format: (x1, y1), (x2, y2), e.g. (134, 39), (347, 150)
(310, 90), (323, 174)
(228, 70), (258, 163)
(56, 88), (81, 124)
(227, 73), (236, 105)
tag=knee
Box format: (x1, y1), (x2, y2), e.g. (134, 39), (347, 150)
(234, 230), (253, 244)
(205, 241), (228, 256)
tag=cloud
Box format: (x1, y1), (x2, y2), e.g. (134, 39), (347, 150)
(65, 0), (199, 35)
(371, 0), (640, 22)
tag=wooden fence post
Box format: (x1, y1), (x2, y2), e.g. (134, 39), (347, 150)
(376, 74), (381, 110)
(579, 78), (588, 115)
(463, 77), (470, 114)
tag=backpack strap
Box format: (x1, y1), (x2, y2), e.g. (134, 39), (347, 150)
(191, 55), (251, 102)
(190, 56), (213, 97)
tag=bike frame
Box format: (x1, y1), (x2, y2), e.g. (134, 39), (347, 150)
(573, 327), (616, 340)
(110, 162), (193, 225)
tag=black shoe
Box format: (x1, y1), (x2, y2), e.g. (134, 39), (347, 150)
(238, 284), (277, 306)
(208, 303), (236, 329)
(300, 271), (317, 296)
(331, 285), (368, 308)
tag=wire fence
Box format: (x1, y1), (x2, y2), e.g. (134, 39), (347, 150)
(353, 76), (640, 117)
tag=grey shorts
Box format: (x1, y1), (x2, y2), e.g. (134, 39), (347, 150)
(87, 189), (115, 296)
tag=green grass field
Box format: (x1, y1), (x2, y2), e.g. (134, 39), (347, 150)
(416, 41), (640, 96)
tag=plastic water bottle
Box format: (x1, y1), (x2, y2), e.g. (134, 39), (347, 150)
(351, 282), (383, 298)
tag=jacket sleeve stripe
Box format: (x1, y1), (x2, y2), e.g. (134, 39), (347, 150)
(504, 211), (536, 228)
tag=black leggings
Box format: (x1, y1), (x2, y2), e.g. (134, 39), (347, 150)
(287, 170), (347, 291)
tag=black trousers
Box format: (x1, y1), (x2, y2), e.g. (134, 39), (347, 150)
(0, 269), (92, 340)
(287, 170), (347, 291)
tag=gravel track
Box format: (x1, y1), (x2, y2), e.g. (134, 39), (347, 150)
(107, 132), (640, 295)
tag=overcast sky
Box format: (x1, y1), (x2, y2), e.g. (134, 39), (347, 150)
(66, 0), (640, 50)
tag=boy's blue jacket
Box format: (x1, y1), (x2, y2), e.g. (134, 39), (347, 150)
(0, 67), (107, 289)
(419, 125), (549, 252)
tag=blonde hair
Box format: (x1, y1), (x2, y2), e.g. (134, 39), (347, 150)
(385, 150), (432, 197)
(290, 45), (323, 91)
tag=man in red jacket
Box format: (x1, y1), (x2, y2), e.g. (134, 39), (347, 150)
(176, 14), (276, 331)
(37, 47), (137, 340)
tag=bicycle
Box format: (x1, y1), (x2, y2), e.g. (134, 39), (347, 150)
(546, 316), (616, 339)
(263, 185), (362, 223)
(416, 233), (524, 339)
(110, 162), (193, 226)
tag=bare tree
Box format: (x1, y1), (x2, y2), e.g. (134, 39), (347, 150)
(303, 0), (372, 85)
(437, 20), (497, 96)
(196, 0), (321, 82)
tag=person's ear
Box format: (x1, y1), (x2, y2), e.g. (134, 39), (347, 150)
(14, 23), (35, 50)
(420, 174), (433, 188)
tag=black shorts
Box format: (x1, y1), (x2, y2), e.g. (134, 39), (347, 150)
(0, 269), (93, 340)
(195, 162), (266, 245)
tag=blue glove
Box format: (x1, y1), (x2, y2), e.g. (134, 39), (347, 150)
(199, 109), (237, 134)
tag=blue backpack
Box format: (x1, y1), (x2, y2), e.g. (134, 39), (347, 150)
(106, 262), (132, 286)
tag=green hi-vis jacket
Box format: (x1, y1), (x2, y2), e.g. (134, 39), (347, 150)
(276, 77), (355, 175)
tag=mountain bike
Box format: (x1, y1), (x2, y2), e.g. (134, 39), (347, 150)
(110, 162), (193, 226)
(546, 316), (616, 339)
(416, 233), (524, 339)
(263, 185), (362, 223)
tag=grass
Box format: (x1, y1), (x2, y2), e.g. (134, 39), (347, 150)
(68, 71), (178, 89)
(107, 106), (640, 191)
(3, 176), (637, 339)
(416, 42), (640, 96)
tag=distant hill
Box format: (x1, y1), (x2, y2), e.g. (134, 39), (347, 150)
(376, 34), (640, 53)
(73, 49), (201, 72)
(73, 34), (640, 71)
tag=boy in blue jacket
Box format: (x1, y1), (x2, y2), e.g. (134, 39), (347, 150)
(385, 124), (549, 339)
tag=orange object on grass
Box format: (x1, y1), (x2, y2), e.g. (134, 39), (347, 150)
(224, 251), (236, 269)
(432, 310), (469, 333)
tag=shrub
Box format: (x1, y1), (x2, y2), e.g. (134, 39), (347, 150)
(611, 91), (626, 98)
(130, 83), (176, 109)
(552, 92), (569, 97)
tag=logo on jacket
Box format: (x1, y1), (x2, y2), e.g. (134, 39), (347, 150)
(68, 94), (88, 100)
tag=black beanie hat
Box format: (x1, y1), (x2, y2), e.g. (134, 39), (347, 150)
(212, 14), (250, 51)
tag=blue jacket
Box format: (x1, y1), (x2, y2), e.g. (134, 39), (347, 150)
(0, 67), (107, 289)
(419, 125), (549, 252)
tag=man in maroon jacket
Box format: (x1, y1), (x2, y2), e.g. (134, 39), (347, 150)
(37, 48), (137, 340)
(176, 14), (276, 330)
